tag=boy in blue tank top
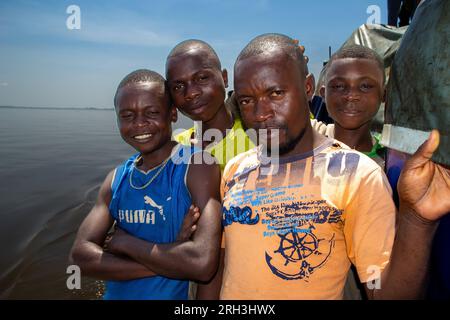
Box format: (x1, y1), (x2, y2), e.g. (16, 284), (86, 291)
(69, 70), (222, 300)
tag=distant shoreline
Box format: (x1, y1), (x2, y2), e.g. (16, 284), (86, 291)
(0, 105), (114, 111)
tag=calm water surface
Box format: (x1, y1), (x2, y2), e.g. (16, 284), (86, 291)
(0, 107), (191, 299)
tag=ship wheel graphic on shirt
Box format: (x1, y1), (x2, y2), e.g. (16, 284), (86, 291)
(265, 225), (335, 281)
(275, 229), (319, 264)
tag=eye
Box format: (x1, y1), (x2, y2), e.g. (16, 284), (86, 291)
(172, 83), (184, 92)
(145, 109), (160, 117)
(196, 74), (210, 83)
(360, 83), (374, 92)
(331, 83), (345, 91)
(239, 98), (252, 106)
(270, 90), (284, 98)
(120, 112), (134, 120)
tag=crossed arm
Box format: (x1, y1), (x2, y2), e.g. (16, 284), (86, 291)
(69, 163), (209, 281)
(100, 152), (223, 282)
(69, 170), (158, 281)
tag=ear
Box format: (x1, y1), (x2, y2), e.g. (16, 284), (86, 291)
(305, 74), (315, 101)
(222, 69), (229, 88)
(319, 85), (326, 99)
(170, 106), (178, 123)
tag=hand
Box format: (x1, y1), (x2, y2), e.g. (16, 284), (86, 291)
(103, 227), (130, 255)
(293, 39), (309, 65)
(177, 205), (201, 241)
(398, 130), (450, 221)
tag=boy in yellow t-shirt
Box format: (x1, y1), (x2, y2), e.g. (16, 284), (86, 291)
(166, 39), (254, 173)
(166, 40), (254, 299)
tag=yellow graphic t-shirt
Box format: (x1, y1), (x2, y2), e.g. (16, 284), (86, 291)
(174, 117), (255, 172)
(220, 139), (396, 300)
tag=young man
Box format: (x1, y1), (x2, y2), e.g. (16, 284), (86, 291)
(69, 70), (222, 299)
(166, 39), (322, 168)
(320, 45), (386, 168)
(166, 39), (255, 172)
(309, 45), (388, 299)
(165, 41), (256, 299)
(166, 39), (321, 299)
(206, 33), (449, 299)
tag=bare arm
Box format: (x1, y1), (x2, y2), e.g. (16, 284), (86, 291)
(365, 130), (450, 299)
(196, 248), (225, 300)
(69, 170), (157, 281)
(365, 207), (438, 299)
(106, 152), (222, 282)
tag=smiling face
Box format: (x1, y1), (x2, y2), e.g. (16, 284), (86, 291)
(115, 82), (177, 155)
(166, 49), (228, 122)
(324, 58), (384, 130)
(234, 51), (313, 155)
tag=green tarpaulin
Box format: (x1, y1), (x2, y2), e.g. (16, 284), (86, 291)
(385, 0), (449, 165)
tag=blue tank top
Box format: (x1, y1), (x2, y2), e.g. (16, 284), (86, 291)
(104, 144), (197, 300)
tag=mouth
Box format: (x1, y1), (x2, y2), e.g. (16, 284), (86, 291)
(186, 102), (208, 113)
(256, 123), (285, 132)
(339, 108), (363, 116)
(132, 133), (154, 143)
(256, 126), (285, 143)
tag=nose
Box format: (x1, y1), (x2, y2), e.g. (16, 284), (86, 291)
(134, 114), (150, 127)
(254, 97), (274, 122)
(344, 86), (361, 102)
(184, 83), (201, 101)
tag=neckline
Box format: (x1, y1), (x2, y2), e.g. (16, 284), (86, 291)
(190, 116), (237, 151)
(363, 133), (384, 158)
(133, 144), (182, 175)
(259, 138), (334, 165)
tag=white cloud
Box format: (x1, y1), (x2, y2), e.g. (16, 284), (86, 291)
(0, 82), (8, 87)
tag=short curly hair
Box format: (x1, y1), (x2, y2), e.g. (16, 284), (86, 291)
(326, 45), (385, 83)
(235, 33), (307, 76)
(114, 69), (168, 108)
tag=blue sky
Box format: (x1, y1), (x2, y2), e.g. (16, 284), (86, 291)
(0, 0), (388, 108)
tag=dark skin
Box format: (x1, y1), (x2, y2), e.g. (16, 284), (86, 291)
(203, 48), (450, 299)
(166, 45), (240, 297)
(166, 47), (234, 148)
(321, 58), (385, 152)
(116, 82), (178, 170)
(377, 129), (450, 299)
(69, 169), (156, 281)
(69, 82), (221, 282)
(235, 51), (324, 157)
(105, 150), (222, 282)
(197, 50), (325, 299)
(69, 169), (200, 281)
